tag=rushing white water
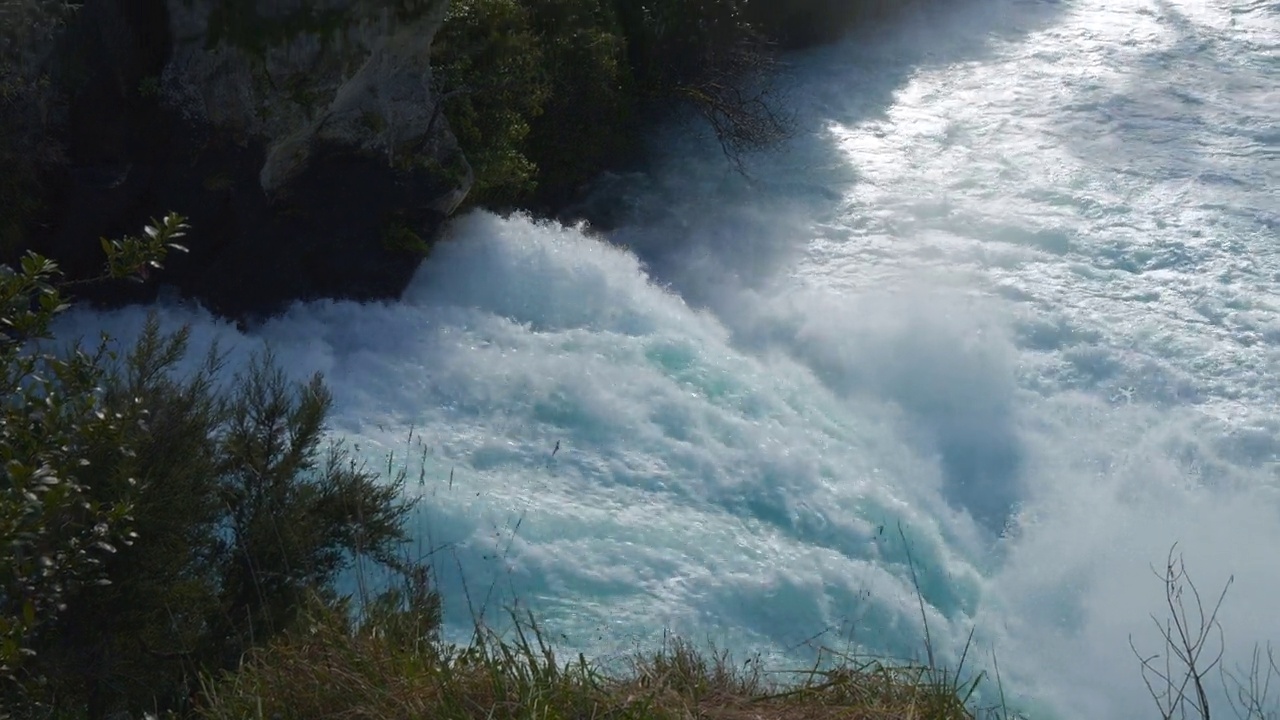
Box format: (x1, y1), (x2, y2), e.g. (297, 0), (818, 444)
(54, 0), (1278, 716)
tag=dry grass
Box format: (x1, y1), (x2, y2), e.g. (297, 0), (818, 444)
(198, 516), (998, 720)
(197, 600), (991, 720)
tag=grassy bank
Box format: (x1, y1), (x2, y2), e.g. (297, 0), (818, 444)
(198, 600), (990, 720)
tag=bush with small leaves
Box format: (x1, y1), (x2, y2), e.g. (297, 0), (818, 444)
(0, 214), (187, 699)
(433, 0), (796, 211)
(432, 0), (549, 206)
(2, 215), (438, 718)
(0, 0), (78, 255)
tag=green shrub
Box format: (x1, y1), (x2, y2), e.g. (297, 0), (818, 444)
(1, 216), (438, 718)
(0, 258), (137, 690)
(1, 215), (189, 705)
(610, 0), (752, 94)
(0, 0), (77, 256)
(433, 0), (794, 211)
(523, 0), (633, 209)
(609, 0), (790, 166)
(8, 328), (434, 718)
(747, 0), (905, 47)
(432, 0), (549, 207)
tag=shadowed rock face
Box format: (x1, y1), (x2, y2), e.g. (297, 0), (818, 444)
(747, 0), (914, 48)
(22, 0), (471, 321)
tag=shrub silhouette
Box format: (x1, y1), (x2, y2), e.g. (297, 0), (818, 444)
(1, 217), (435, 718)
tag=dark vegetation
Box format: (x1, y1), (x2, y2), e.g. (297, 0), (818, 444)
(1, 219), (437, 718)
(431, 0), (800, 211)
(0, 0), (75, 258)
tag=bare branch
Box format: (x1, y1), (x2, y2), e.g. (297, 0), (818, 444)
(677, 38), (794, 173)
(1133, 545), (1237, 720)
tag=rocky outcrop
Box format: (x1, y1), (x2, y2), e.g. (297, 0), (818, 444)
(19, 0), (471, 321)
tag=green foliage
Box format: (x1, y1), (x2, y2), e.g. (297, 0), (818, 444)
(393, 0), (447, 23)
(433, 0), (796, 210)
(0, 0), (78, 256)
(432, 0), (549, 206)
(745, 0), (903, 48)
(0, 329), (136, 689)
(522, 0), (634, 208)
(610, 0), (752, 93)
(96, 213), (192, 285)
(205, 0), (347, 58)
(383, 218), (432, 255)
(8, 330), (430, 717)
(0, 214), (187, 701)
(605, 0), (796, 168)
(1, 216), (437, 718)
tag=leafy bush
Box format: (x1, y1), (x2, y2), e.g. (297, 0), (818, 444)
(1, 216), (437, 718)
(433, 0), (795, 211)
(0, 0), (76, 255)
(1, 214), (189, 695)
(522, 0), (634, 209)
(432, 0), (549, 206)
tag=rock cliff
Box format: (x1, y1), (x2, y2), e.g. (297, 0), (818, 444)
(20, 0), (471, 320)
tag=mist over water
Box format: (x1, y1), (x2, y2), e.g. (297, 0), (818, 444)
(54, 0), (1279, 716)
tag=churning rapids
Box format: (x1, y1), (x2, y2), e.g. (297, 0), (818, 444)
(55, 0), (1277, 716)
